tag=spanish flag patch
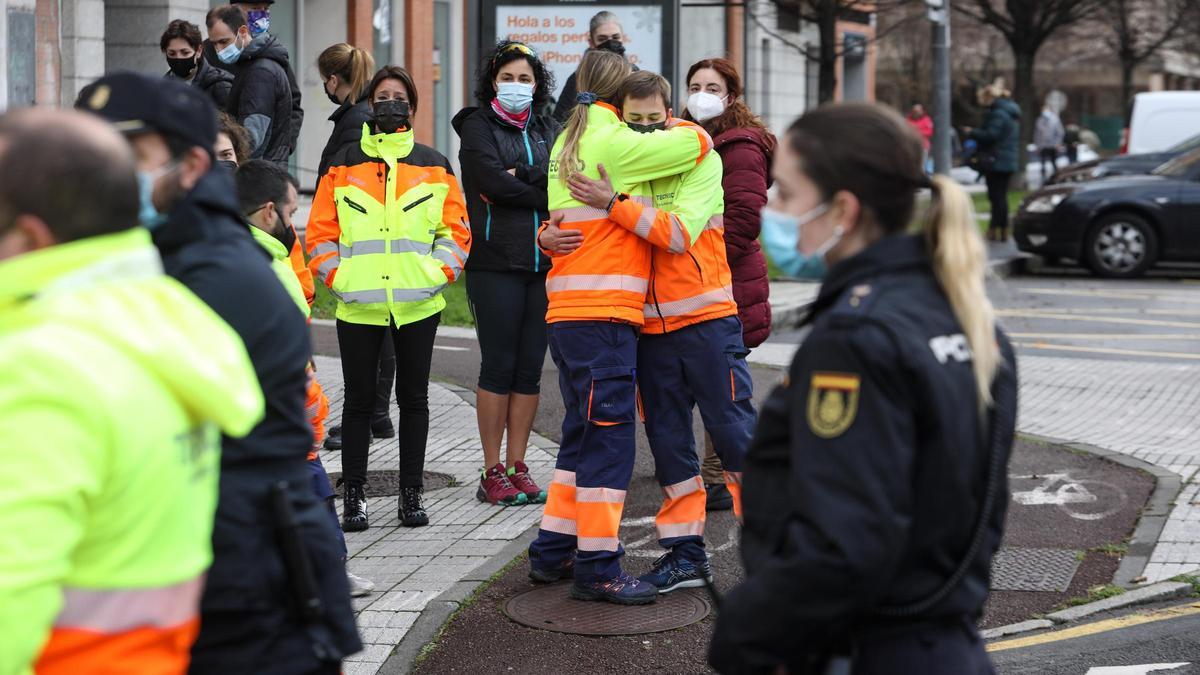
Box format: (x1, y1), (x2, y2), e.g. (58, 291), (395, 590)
(806, 372), (861, 439)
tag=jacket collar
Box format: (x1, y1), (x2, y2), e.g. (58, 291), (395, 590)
(807, 233), (930, 319)
(247, 223), (288, 260)
(0, 228), (159, 314)
(152, 169), (251, 255)
(329, 96), (369, 123)
(360, 124), (415, 163)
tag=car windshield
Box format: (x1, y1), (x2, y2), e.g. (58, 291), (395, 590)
(1166, 133), (1200, 154)
(1152, 148), (1200, 177)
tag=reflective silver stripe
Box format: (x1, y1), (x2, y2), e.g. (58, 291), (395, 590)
(392, 285), (446, 302)
(644, 285), (735, 318)
(631, 195), (655, 207)
(657, 521), (705, 539)
(341, 288), (388, 304)
(661, 476), (704, 500)
(667, 214), (687, 253)
(433, 237), (468, 262)
(723, 471), (743, 485)
(339, 240), (387, 258)
(634, 205), (656, 240)
(553, 469), (576, 486)
(392, 239), (431, 254)
(540, 514), (577, 535)
(577, 536), (621, 552)
(432, 248), (462, 272)
(575, 486), (627, 503)
(705, 214), (724, 231)
(547, 274), (648, 294)
(315, 255), (340, 282)
(310, 241), (338, 257)
(55, 575), (204, 632)
(556, 205), (609, 223)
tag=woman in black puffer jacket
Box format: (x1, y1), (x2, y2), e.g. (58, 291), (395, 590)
(452, 41), (560, 508)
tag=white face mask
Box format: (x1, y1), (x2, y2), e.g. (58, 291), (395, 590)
(687, 92), (727, 122)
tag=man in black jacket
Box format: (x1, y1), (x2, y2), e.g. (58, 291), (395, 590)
(206, 4), (303, 166)
(78, 72), (360, 675)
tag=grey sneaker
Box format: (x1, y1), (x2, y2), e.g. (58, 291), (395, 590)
(347, 571), (376, 597)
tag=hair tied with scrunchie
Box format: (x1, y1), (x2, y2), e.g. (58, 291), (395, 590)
(576, 91), (598, 106)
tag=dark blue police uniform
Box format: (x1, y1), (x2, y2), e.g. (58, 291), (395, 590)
(709, 233), (1018, 675)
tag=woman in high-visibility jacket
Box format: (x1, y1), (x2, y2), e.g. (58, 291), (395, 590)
(307, 65), (471, 531)
(526, 49), (714, 605)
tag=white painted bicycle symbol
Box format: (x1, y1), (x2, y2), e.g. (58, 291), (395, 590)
(1010, 470), (1128, 521)
(619, 515), (739, 559)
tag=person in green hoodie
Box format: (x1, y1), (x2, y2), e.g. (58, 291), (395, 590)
(0, 108), (263, 674)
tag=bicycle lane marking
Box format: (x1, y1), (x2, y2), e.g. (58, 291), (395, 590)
(1010, 470), (1129, 521)
(620, 516), (738, 559)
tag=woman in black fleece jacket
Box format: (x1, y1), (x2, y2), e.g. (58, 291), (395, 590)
(452, 41), (560, 507)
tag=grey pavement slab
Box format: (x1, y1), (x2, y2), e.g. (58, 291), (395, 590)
(1043, 581), (1193, 624)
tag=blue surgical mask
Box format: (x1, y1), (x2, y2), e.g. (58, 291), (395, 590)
(217, 35), (244, 64)
(246, 9), (270, 37)
(760, 203), (842, 280)
(496, 82), (534, 114)
(136, 163), (178, 230)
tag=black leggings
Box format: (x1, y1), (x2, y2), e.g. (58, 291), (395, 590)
(985, 171), (1013, 233)
(336, 313), (440, 488)
(466, 270), (548, 396)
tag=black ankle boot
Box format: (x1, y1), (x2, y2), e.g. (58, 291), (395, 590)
(342, 482), (369, 532)
(400, 486), (428, 527)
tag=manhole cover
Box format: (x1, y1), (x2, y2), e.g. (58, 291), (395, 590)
(990, 548), (1081, 592)
(325, 470), (455, 498)
(504, 584), (710, 635)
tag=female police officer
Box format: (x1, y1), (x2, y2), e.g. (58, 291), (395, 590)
(709, 103), (1018, 674)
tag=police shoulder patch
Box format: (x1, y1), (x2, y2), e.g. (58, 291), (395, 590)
(806, 371), (861, 439)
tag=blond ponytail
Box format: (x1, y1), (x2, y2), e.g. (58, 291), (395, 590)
(317, 43), (376, 103)
(925, 174), (1000, 409)
(556, 50), (630, 184)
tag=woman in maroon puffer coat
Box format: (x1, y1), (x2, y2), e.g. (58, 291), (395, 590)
(683, 58), (776, 509)
(683, 58), (776, 350)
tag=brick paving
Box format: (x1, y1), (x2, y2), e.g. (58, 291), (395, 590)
(312, 355), (557, 674)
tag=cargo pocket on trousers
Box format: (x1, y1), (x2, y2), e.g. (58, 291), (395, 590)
(726, 352), (753, 402)
(587, 366), (637, 425)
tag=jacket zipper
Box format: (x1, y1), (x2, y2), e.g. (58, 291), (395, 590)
(342, 196), (367, 214)
(403, 193), (433, 211)
(485, 203), (492, 241)
(522, 128), (539, 273)
(688, 251), (704, 282)
(648, 261), (666, 333)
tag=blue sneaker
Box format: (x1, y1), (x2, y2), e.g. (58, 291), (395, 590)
(638, 552), (713, 594)
(570, 572), (658, 605)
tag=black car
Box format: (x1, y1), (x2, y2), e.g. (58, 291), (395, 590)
(1014, 148), (1200, 277)
(1049, 133), (1200, 185)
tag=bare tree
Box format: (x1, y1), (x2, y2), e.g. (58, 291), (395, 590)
(956, 0), (1101, 148)
(1096, 0), (1194, 111)
(749, 0), (921, 103)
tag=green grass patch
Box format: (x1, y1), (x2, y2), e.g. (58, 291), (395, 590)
(309, 274), (474, 327)
(1090, 543), (1129, 557)
(1058, 583), (1126, 609)
(1171, 574), (1200, 596)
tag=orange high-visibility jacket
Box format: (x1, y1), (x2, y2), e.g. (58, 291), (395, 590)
(545, 102), (712, 325)
(606, 119), (737, 334)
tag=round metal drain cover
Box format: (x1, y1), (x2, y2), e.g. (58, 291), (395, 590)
(326, 470), (454, 498)
(503, 584), (710, 635)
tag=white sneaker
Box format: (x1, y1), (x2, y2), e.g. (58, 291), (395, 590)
(347, 571), (376, 597)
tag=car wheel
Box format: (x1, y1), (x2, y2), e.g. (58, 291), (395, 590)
(1083, 213), (1158, 278)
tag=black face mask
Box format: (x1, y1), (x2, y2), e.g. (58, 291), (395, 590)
(217, 159), (238, 173)
(326, 88), (344, 106)
(597, 38), (626, 56)
(167, 56), (197, 78)
(274, 206), (297, 250)
(627, 121), (666, 134)
(372, 99), (411, 134)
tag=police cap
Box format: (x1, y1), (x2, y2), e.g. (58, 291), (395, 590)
(76, 71), (217, 156)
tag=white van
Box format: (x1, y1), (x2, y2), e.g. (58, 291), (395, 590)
(1125, 91), (1200, 154)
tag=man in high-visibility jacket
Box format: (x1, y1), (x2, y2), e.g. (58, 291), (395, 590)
(542, 71), (755, 596)
(0, 108), (264, 675)
(526, 50), (713, 605)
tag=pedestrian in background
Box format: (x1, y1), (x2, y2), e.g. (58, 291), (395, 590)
(709, 103), (1018, 674)
(1064, 122), (1082, 165)
(161, 18), (233, 109)
(552, 11), (629, 123)
(968, 81), (1020, 242)
(0, 107), (263, 675)
(206, 4), (303, 166)
(307, 66), (471, 531)
(314, 42), (396, 455)
(452, 40), (560, 507)
(526, 50), (714, 605)
(1035, 104), (1065, 183)
(907, 102), (934, 173)
(681, 57), (775, 511)
(216, 110), (251, 167)
(78, 72), (362, 674)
